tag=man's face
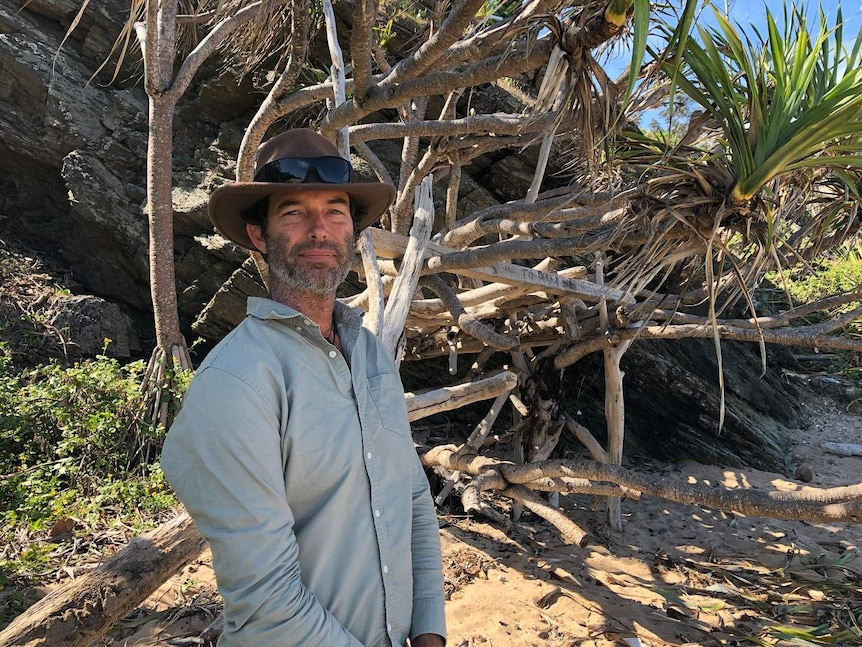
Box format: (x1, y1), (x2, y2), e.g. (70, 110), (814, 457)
(247, 189), (355, 296)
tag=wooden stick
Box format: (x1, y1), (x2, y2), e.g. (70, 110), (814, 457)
(405, 370), (518, 421)
(0, 514), (204, 647)
(321, 0), (349, 157)
(380, 176), (434, 359)
(367, 228), (625, 302)
(358, 231), (385, 335)
(422, 275), (518, 350)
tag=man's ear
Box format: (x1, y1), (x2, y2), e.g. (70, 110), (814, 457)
(246, 223), (268, 255)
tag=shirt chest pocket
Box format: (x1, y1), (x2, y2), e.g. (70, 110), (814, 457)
(365, 373), (410, 438)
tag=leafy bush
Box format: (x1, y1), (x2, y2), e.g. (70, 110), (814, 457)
(782, 245), (862, 314)
(0, 343), (179, 545)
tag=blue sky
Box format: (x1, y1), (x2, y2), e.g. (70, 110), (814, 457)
(721, 0), (861, 35)
(601, 0), (862, 78)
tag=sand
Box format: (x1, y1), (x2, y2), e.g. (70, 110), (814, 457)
(106, 394), (861, 647)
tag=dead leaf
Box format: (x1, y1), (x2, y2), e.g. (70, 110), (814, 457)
(49, 517), (75, 539)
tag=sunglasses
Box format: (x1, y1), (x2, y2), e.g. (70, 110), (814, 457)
(254, 156), (354, 184)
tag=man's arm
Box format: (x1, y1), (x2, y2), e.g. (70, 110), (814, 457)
(407, 450), (447, 644)
(162, 368), (364, 647)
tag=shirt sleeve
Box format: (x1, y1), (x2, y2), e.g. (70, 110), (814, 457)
(161, 367), (365, 647)
(407, 450), (447, 643)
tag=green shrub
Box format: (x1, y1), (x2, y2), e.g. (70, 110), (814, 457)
(767, 243), (862, 338)
(0, 343), (179, 533)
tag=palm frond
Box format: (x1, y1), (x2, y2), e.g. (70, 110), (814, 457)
(667, 2), (862, 204)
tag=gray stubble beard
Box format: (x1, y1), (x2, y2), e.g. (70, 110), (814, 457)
(266, 235), (353, 296)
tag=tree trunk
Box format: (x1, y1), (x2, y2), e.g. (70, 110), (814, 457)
(147, 95), (183, 350)
(0, 514), (203, 647)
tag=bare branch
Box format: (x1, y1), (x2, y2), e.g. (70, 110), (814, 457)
(422, 446), (862, 525)
(555, 303), (862, 368)
(168, 1), (278, 102)
(392, 98), (429, 233)
(380, 177), (434, 357)
(422, 275), (518, 350)
(358, 231), (385, 335)
(349, 112), (556, 144)
(445, 205), (627, 247)
(445, 153), (461, 231)
(318, 39), (554, 136)
(350, 0), (377, 103)
(406, 371), (519, 421)
(322, 0), (349, 156)
(354, 142), (395, 186)
(391, 145), (440, 234)
(382, 0), (488, 85)
(237, 0), (309, 180)
(649, 289), (862, 329)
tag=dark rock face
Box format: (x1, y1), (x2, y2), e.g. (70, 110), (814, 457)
(557, 339), (806, 473)
(50, 294), (139, 357)
(0, 0), (248, 338)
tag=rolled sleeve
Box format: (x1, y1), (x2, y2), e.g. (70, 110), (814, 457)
(162, 367), (364, 647)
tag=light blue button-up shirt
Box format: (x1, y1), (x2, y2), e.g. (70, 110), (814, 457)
(162, 297), (446, 646)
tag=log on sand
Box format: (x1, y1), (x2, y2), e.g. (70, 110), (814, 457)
(0, 514), (203, 647)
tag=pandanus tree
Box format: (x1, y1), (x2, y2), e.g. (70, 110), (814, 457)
(5, 2), (862, 644)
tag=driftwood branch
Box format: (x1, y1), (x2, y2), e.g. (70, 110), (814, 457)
(381, 0), (488, 85)
(423, 445), (862, 526)
(380, 177), (435, 358)
(555, 302), (862, 368)
(237, 0), (309, 180)
(406, 371), (519, 421)
(168, 1), (280, 102)
(0, 514), (204, 647)
(421, 275), (518, 350)
(349, 0), (376, 103)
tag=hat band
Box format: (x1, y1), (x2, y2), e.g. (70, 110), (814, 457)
(253, 156), (354, 185)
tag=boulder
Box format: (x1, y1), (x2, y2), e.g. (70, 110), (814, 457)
(49, 294), (140, 358)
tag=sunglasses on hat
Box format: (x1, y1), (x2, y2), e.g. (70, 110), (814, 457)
(254, 156), (354, 184)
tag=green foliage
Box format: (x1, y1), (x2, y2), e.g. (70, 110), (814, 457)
(664, 2), (862, 203)
(0, 345), (179, 561)
(767, 242), (862, 366)
(779, 246), (862, 310)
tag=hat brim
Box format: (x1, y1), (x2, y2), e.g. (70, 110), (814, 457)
(209, 181), (397, 250)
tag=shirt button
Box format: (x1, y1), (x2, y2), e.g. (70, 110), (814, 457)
(295, 326), (302, 332)
(366, 452), (372, 460)
(303, 319), (311, 325)
(328, 350), (337, 358)
(382, 565), (389, 574)
(374, 509), (381, 518)
(387, 623), (392, 633)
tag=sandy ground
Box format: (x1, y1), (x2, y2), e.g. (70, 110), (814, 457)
(104, 394), (861, 647)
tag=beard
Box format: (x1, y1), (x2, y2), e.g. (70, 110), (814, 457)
(266, 232), (354, 296)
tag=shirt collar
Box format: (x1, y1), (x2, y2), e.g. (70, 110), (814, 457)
(246, 296), (364, 330)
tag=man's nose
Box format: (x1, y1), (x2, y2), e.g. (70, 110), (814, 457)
(307, 211), (329, 238)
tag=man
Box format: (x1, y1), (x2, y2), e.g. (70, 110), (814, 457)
(161, 129), (447, 647)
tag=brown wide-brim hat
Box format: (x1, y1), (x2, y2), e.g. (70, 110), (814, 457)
(209, 129), (396, 250)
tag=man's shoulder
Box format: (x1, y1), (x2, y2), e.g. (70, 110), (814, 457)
(195, 315), (294, 382)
